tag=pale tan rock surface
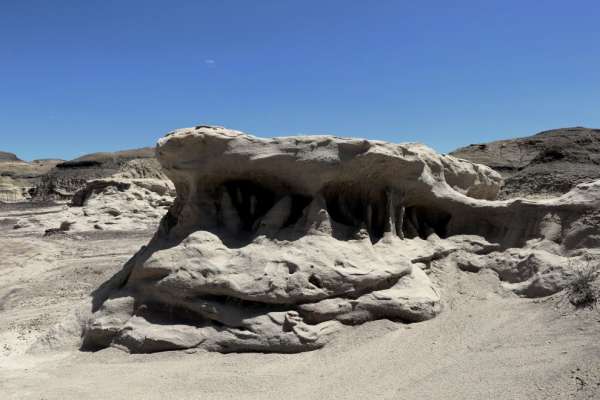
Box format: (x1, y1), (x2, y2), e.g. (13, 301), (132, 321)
(0, 147), (163, 203)
(79, 126), (600, 354)
(3, 178), (173, 235)
(0, 157), (62, 202)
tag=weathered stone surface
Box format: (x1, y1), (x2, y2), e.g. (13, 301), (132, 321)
(298, 265), (440, 324)
(83, 295), (136, 349)
(80, 125), (600, 354)
(450, 127), (600, 199)
(455, 246), (587, 297)
(0, 146), (166, 203)
(0, 156), (62, 202)
(31, 148), (163, 201)
(0, 176), (27, 203)
(133, 231), (411, 304)
(113, 316), (207, 353)
(0, 176), (174, 236)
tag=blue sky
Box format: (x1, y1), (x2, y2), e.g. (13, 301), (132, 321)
(1, 0), (599, 161)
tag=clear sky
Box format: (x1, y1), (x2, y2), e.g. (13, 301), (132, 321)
(1, 0), (600, 161)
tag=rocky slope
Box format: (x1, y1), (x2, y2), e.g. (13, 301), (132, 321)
(0, 155), (62, 202)
(451, 127), (600, 199)
(31, 147), (164, 200)
(0, 151), (21, 162)
(0, 147), (164, 203)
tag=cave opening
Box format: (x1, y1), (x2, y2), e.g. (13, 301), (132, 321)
(212, 179), (453, 243)
(402, 206), (451, 239)
(322, 184), (390, 242)
(283, 194), (313, 228)
(322, 182), (452, 242)
(223, 180), (276, 232)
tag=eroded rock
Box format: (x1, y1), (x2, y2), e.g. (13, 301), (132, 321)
(79, 126), (600, 354)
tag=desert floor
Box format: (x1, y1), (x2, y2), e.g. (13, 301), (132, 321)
(1, 203), (599, 400)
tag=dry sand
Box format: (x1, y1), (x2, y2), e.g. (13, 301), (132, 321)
(1, 203), (599, 400)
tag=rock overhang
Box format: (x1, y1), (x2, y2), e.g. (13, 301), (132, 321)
(78, 125), (600, 354)
(156, 126), (502, 200)
(153, 126), (503, 246)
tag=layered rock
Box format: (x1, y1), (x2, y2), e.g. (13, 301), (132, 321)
(30, 148), (164, 200)
(451, 127), (600, 199)
(80, 126), (600, 354)
(0, 176), (27, 203)
(0, 151), (21, 162)
(0, 155), (62, 203)
(0, 146), (168, 204)
(7, 177), (174, 234)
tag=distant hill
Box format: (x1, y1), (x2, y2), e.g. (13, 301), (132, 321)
(34, 147), (161, 199)
(0, 146), (162, 202)
(450, 127), (600, 198)
(0, 151), (21, 162)
(61, 147), (155, 167)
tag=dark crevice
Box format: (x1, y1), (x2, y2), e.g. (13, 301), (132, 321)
(308, 274), (323, 289)
(283, 261), (299, 274)
(134, 302), (207, 327)
(283, 195), (312, 227)
(322, 182), (452, 242)
(56, 160), (102, 169)
(224, 180), (276, 231)
(403, 206), (451, 239)
(207, 180), (315, 245)
(205, 178), (454, 244)
(322, 184), (388, 242)
(162, 209), (178, 234)
(191, 294), (290, 311)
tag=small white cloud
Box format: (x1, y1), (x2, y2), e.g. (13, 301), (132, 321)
(204, 59), (216, 65)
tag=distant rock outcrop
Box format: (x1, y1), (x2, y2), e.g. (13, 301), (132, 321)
(0, 152), (62, 202)
(450, 127), (600, 199)
(77, 126), (600, 354)
(0, 146), (166, 203)
(0, 176), (25, 203)
(0, 151), (21, 162)
(32, 147), (164, 200)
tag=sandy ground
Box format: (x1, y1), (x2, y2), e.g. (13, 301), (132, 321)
(1, 204), (599, 400)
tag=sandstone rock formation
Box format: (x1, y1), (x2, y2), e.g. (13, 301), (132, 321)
(78, 126), (600, 354)
(4, 177), (174, 236)
(451, 127), (600, 199)
(31, 147), (164, 201)
(0, 147), (166, 203)
(0, 154), (62, 202)
(0, 176), (27, 203)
